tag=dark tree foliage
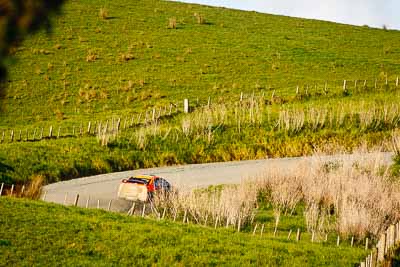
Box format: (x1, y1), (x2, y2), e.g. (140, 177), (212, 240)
(0, 0), (65, 83)
(0, 158), (14, 184)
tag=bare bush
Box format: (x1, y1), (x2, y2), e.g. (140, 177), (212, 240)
(153, 182), (258, 229)
(255, 150), (400, 239)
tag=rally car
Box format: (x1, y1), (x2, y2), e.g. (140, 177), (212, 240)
(117, 174), (171, 202)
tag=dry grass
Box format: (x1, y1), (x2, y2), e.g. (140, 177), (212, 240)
(194, 13), (206, 25)
(149, 145), (399, 239)
(86, 50), (98, 62)
(256, 149), (400, 239)
(168, 18), (177, 29)
(99, 8), (109, 20)
(153, 183), (258, 229)
(24, 175), (44, 199)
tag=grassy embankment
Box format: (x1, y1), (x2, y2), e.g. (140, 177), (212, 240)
(1, 0), (400, 184)
(0, 197), (368, 266)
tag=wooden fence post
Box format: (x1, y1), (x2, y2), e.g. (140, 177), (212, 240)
(389, 225), (395, 248)
(372, 248), (378, 267)
(377, 233), (386, 262)
(49, 125), (53, 138)
(10, 184), (14, 197)
(237, 218), (241, 232)
(296, 228), (301, 242)
(184, 99), (189, 113)
(128, 202), (136, 216)
(365, 237), (369, 250)
(396, 76), (399, 87)
(21, 185), (25, 196)
(87, 122), (91, 134)
(57, 126), (61, 138)
(152, 108), (156, 121)
(336, 235), (340, 246)
(214, 216), (219, 229)
(311, 231), (315, 243)
(162, 208), (166, 219)
(39, 127), (43, 140)
(343, 80), (347, 91)
(287, 229), (292, 240)
(1, 131), (5, 143)
(42, 191), (47, 201)
(260, 224), (265, 237)
(85, 196), (90, 208)
(10, 130), (14, 142)
(252, 224), (259, 235)
(116, 118), (121, 132)
(97, 199), (100, 209)
(74, 194), (79, 206)
(107, 200), (112, 211)
(0, 183), (3, 196)
(63, 193), (68, 205)
(141, 204), (146, 217)
(351, 236), (354, 247)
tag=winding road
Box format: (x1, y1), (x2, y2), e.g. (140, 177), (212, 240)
(43, 152), (394, 211)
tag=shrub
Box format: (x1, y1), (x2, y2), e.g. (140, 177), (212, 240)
(25, 175), (44, 200)
(99, 8), (109, 20)
(168, 18), (177, 29)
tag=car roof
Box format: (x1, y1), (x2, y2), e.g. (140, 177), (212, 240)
(131, 175), (158, 180)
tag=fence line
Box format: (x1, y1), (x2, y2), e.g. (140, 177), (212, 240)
(1, 76), (400, 144)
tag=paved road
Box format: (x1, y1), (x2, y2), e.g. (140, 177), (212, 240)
(43, 152), (394, 211)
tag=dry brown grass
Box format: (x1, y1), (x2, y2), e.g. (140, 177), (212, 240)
(194, 13), (206, 25)
(256, 150), (400, 239)
(24, 175), (44, 199)
(99, 8), (109, 20)
(86, 50), (98, 62)
(168, 18), (177, 29)
(153, 183), (258, 229)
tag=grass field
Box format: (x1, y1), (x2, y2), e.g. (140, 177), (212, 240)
(1, 0), (400, 185)
(0, 197), (368, 266)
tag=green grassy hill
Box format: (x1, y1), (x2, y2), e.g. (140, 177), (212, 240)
(0, 197), (367, 266)
(1, 0), (400, 184)
(2, 0), (400, 124)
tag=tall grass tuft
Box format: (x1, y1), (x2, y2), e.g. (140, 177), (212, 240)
(25, 175), (44, 200)
(168, 18), (177, 29)
(256, 150), (400, 239)
(99, 8), (109, 20)
(153, 183), (258, 229)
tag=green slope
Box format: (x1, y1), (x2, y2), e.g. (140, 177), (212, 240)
(1, 0), (400, 124)
(1, 0), (400, 184)
(0, 197), (367, 266)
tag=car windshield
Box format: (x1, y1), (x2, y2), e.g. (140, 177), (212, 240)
(126, 177), (150, 185)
